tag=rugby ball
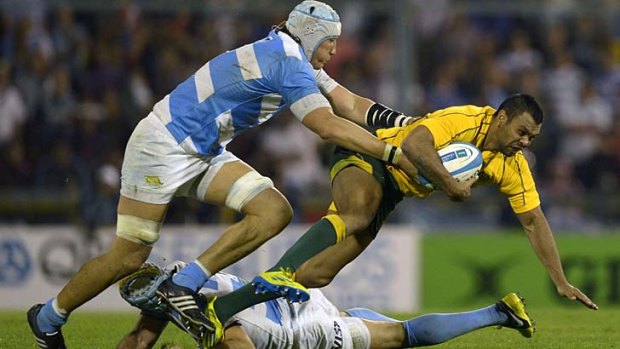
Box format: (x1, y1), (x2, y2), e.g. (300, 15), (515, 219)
(417, 142), (482, 189)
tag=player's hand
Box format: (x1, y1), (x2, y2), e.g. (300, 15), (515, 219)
(557, 283), (598, 310)
(442, 175), (477, 201)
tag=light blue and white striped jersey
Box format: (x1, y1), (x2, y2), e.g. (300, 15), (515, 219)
(150, 30), (335, 157)
(201, 272), (292, 328)
(159, 262), (347, 349)
(200, 273), (348, 349)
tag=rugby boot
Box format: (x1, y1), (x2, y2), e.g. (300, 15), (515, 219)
(156, 277), (215, 341)
(496, 292), (535, 338)
(27, 304), (67, 349)
(251, 267), (310, 303)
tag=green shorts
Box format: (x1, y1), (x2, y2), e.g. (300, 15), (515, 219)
(329, 146), (404, 238)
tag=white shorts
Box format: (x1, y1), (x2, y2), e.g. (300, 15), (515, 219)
(234, 289), (355, 349)
(120, 113), (239, 204)
(294, 289), (355, 349)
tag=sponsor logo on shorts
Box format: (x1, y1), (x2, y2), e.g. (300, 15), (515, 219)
(332, 320), (343, 349)
(145, 176), (163, 187)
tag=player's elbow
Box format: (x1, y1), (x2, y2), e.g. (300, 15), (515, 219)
(311, 113), (348, 143)
(313, 122), (340, 143)
(303, 108), (350, 143)
(517, 206), (545, 228)
(401, 126), (434, 158)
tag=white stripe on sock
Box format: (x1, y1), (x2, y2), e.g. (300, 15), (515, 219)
(51, 298), (68, 318)
(194, 260), (212, 278)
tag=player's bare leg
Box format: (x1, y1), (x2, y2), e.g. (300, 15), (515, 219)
(363, 321), (407, 349)
(296, 227), (374, 287)
(156, 160), (292, 343)
(56, 237), (152, 309)
(270, 165), (382, 277)
(276, 165), (381, 288)
(197, 161), (293, 273)
(29, 197), (167, 348)
(56, 197), (166, 311)
(330, 166), (383, 233)
(208, 165), (382, 333)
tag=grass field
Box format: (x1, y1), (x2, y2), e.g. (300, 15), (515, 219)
(2, 306), (618, 349)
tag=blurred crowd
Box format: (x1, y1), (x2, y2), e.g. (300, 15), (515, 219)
(0, 1), (618, 229)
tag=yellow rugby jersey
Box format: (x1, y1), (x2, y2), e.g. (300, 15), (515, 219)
(376, 105), (540, 214)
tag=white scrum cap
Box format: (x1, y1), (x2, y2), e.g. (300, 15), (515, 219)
(286, 1), (341, 60)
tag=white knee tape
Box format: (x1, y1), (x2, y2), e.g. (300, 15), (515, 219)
(225, 171), (274, 212)
(343, 317), (371, 349)
(116, 214), (162, 246)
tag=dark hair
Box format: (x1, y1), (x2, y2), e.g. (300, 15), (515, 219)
(496, 93), (544, 124)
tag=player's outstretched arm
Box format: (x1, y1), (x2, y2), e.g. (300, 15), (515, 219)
(516, 206), (598, 310)
(323, 85), (373, 126)
(302, 107), (404, 166)
(117, 317), (255, 349)
(325, 85), (415, 128)
(116, 315), (168, 349)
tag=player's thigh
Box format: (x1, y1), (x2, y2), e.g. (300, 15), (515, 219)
(118, 196), (168, 223)
(331, 167), (382, 218)
(201, 160), (255, 204)
(197, 158), (289, 216)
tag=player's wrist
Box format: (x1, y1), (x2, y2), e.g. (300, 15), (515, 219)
(382, 144), (402, 165)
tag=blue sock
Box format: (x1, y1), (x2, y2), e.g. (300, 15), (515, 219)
(172, 261), (210, 292)
(37, 298), (67, 333)
(403, 304), (508, 346)
(345, 308), (400, 322)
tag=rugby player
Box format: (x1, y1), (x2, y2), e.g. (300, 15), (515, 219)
(27, 2), (420, 348)
(117, 262), (535, 349)
(204, 93), (597, 347)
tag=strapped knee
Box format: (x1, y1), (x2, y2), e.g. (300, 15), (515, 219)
(225, 171), (274, 212)
(342, 317), (371, 349)
(116, 214), (162, 246)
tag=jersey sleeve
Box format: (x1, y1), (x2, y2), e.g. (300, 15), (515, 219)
(481, 151), (540, 214)
(416, 106), (490, 149)
(314, 68), (340, 94)
(276, 57), (331, 121)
